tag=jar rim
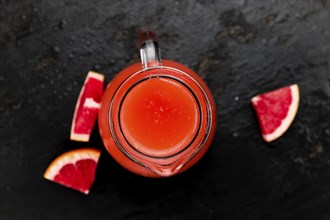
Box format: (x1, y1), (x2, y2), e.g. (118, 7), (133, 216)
(107, 66), (214, 175)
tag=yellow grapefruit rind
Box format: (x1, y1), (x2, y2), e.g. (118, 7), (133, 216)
(43, 148), (101, 194)
(70, 71), (104, 142)
(251, 84), (299, 142)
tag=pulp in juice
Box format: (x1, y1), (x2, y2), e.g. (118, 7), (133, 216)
(120, 77), (200, 156)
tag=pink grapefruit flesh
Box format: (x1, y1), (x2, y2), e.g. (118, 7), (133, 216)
(251, 84), (299, 142)
(43, 148), (101, 194)
(70, 71), (104, 142)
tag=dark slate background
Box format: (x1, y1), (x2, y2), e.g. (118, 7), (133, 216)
(0, 0), (329, 219)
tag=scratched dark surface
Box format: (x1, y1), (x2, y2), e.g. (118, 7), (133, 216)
(0, 0), (329, 219)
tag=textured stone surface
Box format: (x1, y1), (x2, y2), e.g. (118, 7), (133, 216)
(0, 0), (329, 219)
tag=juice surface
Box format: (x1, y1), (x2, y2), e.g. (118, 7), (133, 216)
(120, 77), (200, 156)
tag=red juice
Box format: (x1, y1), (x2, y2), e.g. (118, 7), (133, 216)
(120, 77), (200, 156)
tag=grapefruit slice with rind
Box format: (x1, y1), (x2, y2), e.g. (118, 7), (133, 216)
(43, 148), (101, 194)
(70, 71), (104, 142)
(251, 84), (299, 142)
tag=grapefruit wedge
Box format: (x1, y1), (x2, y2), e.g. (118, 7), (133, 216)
(70, 71), (104, 142)
(43, 148), (101, 194)
(251, 84), (299, 142)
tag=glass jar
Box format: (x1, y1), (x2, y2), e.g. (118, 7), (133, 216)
(98, 30), (216, 177)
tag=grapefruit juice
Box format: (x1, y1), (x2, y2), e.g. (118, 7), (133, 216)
(120, 76), (200, 157)
(99, 60), (216, 177)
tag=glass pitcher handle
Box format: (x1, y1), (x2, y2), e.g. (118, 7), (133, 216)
(138, 29), (162, 69)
